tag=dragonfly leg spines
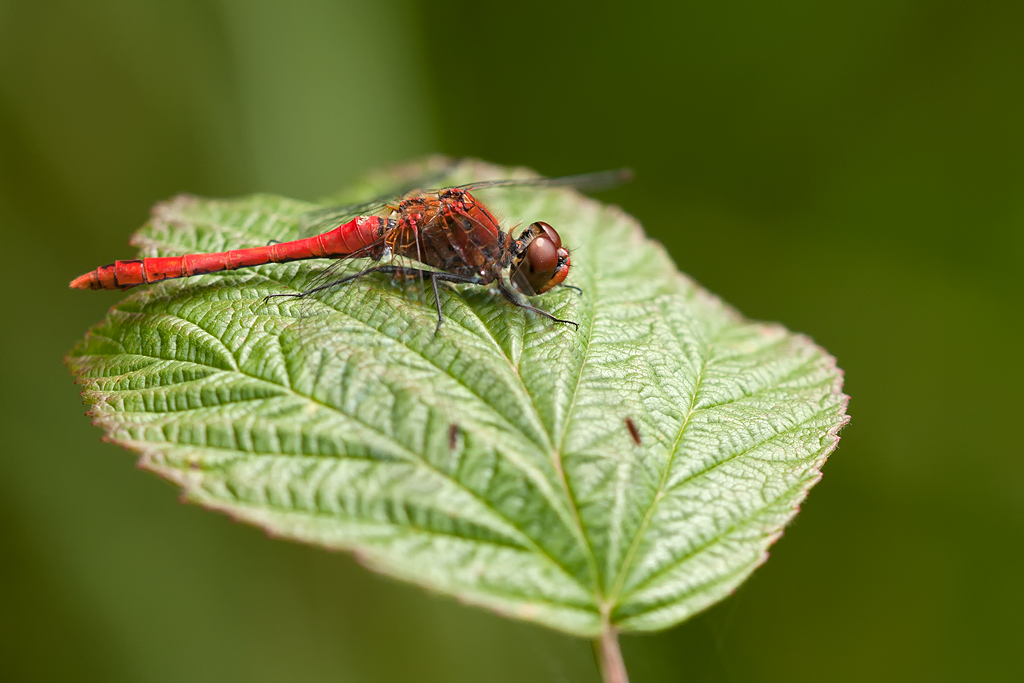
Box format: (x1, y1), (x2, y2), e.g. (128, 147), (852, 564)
(498, 283), (578, 330)
(262, 265), (487, 333)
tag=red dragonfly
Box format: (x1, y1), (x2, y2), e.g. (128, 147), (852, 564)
(70, 169), (630, 331)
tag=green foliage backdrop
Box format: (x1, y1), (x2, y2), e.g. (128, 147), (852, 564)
(1, 1), (1021, 681)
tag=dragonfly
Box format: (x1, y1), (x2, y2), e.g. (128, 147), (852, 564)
(70, 168), (631, 331)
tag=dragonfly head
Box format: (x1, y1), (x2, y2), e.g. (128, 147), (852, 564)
(511, 221), (571, 296)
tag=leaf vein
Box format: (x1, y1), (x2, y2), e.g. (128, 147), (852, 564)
(85, 339), (585, 587)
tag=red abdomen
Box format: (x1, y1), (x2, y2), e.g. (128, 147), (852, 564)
(70, 216), (389, 290)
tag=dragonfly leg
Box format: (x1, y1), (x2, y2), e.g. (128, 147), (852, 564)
(430, 274), (443, 333)
(498, 284), (579, 330)
(262, 264), (404, 303)
(558, 283), (583, 296)
(373, 267), (485, 333)
(262, 266), (485, 334)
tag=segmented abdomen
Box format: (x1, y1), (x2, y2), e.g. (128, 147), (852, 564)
(69, 215), (389, 290)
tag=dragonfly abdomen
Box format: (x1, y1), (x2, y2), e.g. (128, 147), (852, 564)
(70, 215), (390, 290)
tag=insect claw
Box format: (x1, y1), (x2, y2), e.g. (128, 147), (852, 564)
(560, 284), (583, 296)
(260, 291), (308, 309)
(430, 273), (445, 334)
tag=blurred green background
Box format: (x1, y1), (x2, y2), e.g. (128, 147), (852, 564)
(1, 1), (1021, 681)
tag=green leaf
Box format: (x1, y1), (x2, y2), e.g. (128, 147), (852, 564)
(67, 158), (848, 637)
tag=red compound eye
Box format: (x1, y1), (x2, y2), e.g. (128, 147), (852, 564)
(534, 221), (561, 249)
(513, 222), (571, 295)
(526, 236), (558, 277)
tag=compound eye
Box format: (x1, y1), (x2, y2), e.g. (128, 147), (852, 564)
(512, 224), (571, 295)
(533, 221), (561, 249)
(526, 236), (559, 279)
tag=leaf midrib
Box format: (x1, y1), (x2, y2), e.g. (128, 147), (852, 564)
(543, 213), (609, 607)
(604, 336), (716, 611)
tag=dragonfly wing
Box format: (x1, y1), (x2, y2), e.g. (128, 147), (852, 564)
(299, 163), (464, 238)
(299, 198), (393, 238)
(450, 168), (633, 193)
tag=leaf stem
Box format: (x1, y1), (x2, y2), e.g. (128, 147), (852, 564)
(592, 624), (629, 683)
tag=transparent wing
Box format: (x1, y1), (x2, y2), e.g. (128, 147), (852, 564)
(451, 168), (633, 193)
(299, 167), (632, 238)
(299, 164), (462, 238)
(298, 198), (395, 238)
